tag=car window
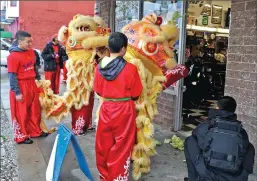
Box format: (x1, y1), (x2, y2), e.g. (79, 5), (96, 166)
(1, 44), (9, 50)
(1, 39), (12, 48)
(2, 38), (12, 45)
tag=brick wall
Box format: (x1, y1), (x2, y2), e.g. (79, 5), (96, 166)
(154, 92), (176, 130)
(96, 0), (113, 26)
(225, 0), (257, 172)
(18, 1), (95, 50)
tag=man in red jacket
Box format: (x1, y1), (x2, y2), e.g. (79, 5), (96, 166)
(8, 31), (48, 144)
(94, 32), (143, 181)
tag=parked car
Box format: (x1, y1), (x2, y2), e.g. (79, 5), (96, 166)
(0, 38), (44, 68)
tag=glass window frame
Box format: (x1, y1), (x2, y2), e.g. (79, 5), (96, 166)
(111, 0), (187, 131)
(10, 1), (17, 7)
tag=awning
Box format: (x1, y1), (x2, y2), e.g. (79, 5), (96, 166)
(0, 31), (12, 38)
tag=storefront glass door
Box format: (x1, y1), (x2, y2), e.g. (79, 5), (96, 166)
(115, 1), (140, 32)
(142, 0), (187, 131)
(113, 0), (187, 131)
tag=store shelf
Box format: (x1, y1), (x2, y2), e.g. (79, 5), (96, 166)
(186, 25), (230, 34)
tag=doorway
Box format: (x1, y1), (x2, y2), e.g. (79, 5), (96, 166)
(177, 0), (231, 136)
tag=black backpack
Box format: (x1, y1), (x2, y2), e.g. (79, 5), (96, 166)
(203, 118), (246, 173)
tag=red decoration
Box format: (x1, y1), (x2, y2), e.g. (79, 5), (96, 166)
(156, 17), (163, 25)
(146, 42), (157, 53)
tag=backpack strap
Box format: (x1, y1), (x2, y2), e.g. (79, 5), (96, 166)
(210, 118), (242, 132)
(216, 121), (242, 132)
(210, 151), (237, 162)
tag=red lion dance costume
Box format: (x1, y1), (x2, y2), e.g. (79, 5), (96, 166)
(37, 13), (188, 180)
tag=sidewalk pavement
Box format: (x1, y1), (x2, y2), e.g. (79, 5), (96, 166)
(0, 72), (188, 181)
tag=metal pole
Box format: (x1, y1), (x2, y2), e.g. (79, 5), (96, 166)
(109, 0), (116, 32)
(173, 0), (187, 131)
(139, 0), (144, 20)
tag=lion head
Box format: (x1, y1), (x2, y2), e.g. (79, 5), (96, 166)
(122, 13), (179, 77)
(58, 14), (110, 52)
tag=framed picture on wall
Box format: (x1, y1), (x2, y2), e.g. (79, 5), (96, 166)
(225, 8), (231, 28)
(212, 5), (223, 24)
(202, 16), (208, 25)
(201, 1), (212, 16)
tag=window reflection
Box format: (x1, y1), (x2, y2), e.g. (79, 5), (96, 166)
(115, 1), (139, 32)
(143, 0), (182, 60)
(10, 0), (17, 7)
(144, 0), (181, 25)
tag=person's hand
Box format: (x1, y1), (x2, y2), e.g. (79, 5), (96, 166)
(96, 47), (108, 59)
(200, 116), (208, 120)
(16, 94), (23, 102)
(52, 53), (59, 58)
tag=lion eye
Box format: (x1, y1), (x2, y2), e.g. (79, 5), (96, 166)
(146, 42), (158, 53)
(140, 41), (159, 56)
(76, 25), (91, 32)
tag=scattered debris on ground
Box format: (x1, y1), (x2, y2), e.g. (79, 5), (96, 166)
(164, 135), (184, 151)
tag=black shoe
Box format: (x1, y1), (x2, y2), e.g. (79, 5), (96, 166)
(87, 127), (95, 131)
(77, 131), (87, 136)
(39, 132), (48, 137)
(19, 138), (33, 144)
(184, 177), (188, 181)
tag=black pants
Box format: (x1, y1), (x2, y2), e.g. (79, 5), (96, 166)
(184, 136), (253, 181)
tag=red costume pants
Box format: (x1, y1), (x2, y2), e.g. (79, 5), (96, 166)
(96, 100), (136, 181)
(45, 65), (60, 94)
(71, 92), (94, 135)
(10, 79), (42, 143)
(63, 61), (68, 81)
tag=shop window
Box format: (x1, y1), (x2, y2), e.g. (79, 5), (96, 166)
(143, 0), (183, 67)
(115, 1), (139, 32)
(144, 0), (181, 25)
(10, 1), (17, 7)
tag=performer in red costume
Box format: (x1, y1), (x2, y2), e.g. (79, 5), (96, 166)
(71, 47), (110, 135)
(41, 34), (64, 94)
(71, 92), (95, 134)
(94, 32), (143, 181)
(8, 31), (48, 144)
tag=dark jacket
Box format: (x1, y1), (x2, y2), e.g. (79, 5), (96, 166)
(61, 46), (68, 62)
(193, 109), (255, 177)
(33, 49), (41, 67)
(41, 42), (64, 71)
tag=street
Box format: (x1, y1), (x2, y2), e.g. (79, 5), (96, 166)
(0, 68), (189, 181)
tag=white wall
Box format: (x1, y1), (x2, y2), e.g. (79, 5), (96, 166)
(188, 1), (231, 28)
(5, 1), (19, 20)
(1, 1), (7, 10)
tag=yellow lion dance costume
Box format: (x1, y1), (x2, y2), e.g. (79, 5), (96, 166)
(121, 14), (188, 179)
(37, 14), (110, 134)
(37, 13), (188, 180)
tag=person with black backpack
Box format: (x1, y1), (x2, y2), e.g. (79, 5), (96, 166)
(184, 96), (255, 181)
